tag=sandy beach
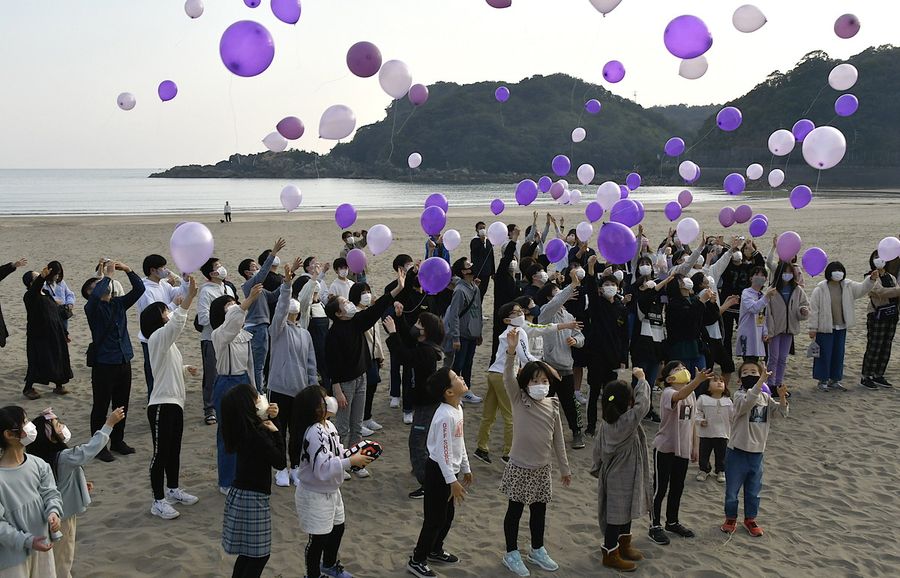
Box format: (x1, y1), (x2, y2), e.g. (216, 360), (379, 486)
(2, 197), (899, 577)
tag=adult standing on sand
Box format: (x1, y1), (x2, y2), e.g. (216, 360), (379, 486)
(22, 266), (73, 399)
(224, 202), (232, 223)
(0, 257), (28, 348)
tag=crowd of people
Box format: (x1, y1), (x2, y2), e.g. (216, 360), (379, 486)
(1, 211), (899, 577)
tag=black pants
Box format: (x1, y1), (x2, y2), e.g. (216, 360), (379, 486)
(308, 317), (331, 391)
(141, 341), (154, 399)
(604, 522), (632, 550)
(504, 501), (547, 552)
(305, 523), (344, 577)
(225, 212), (232, 222)
(722, 309), (739, 353)
(586, 361), (616, 435)
(363, 360), (380, 421)
(477, 275), (491, 303)
(549, 373), (580, 435)
(232, 554), (268, 578)
(414, 459), (455, 562)
(201, 340), (217, 416)
(270, 391), (299, 468)
(699, 437), (727, 474)
(652, 450), (688, 526)
(91, 362), (132, 444)
(148, 404), (183, 501)
(409, 404), (439, 485)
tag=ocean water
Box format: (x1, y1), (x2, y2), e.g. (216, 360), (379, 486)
(0, 169), (750, 217)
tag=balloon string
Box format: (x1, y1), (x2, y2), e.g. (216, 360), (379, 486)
(801, 83), (827, 117)
(310, 73), (350, 96)
(314, 155), (320, 179)
(397, 107), (416, 135)
(387, 104), (398, 163)
(684, 126), (716, 155)
(814, 170), (821, 193)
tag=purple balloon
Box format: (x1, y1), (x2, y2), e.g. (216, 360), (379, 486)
(664, 201), (682, 222)
(619, 185), (630, 199)
(790, 185), (813, 209)
(346, 41), (382, 78)
(220, 21), (275, 78)
(834, 13), (860, 39)
(545, 238), (567, 264)
(718, 207), (736, 228)
(270, 0), (301, 24)
(610, 199), (642, 228)
(602, 60), (626, 83)
(598, 222), (638, 265)
(634, 200), (645, 224)
(664, 137), (686, 157)
(549, 181), (566, 200)
(716, 107), (743, 132)
(495, 86), (510, 103)
(585, 201), (604, 223)
(761, 383), (772, 395)
(515, 179), (539, 206)
(420, 206), (447, 236)
(551, 155), (571, 177)
(486, 0), (512, 8)
(424, 193), (449, 213)
(626, 172), (641, 191)
(724, 173), (746, 195)
(276, 116), (305, 140)
(346, 248), (367, 274)
(687, 165), (702, 184)
(777, 231), (802, 262)
(835, 94), (859, 117)
(538, 176), (553, 193)
(678, 189), (693, 208)
(664, 15), (713, 59)
(335, 203), (357, 229)
(408, 84), (429, 106)
(792, 119), (815, 142)
(158, 80), (177, 102)
(748, 216), (768, 238)
(802, 247), (828, 276)
(418, 257), (452, 295)
(734, 204), (753, 224)
(244, 0), (260, 6)
(585, 99), (602, 114)
(491, 198), (505, 215)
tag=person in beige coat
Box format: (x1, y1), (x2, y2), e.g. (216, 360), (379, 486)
(861, 251), (900, 389)
(764, 261), (810, 390)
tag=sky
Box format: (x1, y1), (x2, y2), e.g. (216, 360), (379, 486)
(0, 0), (895, 169)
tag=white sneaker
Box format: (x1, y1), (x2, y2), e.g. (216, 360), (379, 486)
(695, 471), (709, 482)
(360, 425), (375, 437)
(275, 468), (291, 487)
(362, 419), (383, 431)
(219, 486), (230, 496)
(343, 470), (351, 481)
(463, 392), (483, 404)
(354, 467), (371, 478)
(290, 467), (301, 487)
(403, 412), (414, 425)
(151, 499), (180, 520)
(717, 472), (726, 483)
(389, 397), (401, 409)
(830, 381), (848, 391)
(165, 487), (198, 505)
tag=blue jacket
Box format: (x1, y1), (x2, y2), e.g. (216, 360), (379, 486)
(242, 253), (278, 326)
(84, 272), (144, 365)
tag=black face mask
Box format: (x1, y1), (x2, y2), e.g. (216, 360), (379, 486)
(409, 326), (422, 340)
(740, 375), (759, 390)
(529, 306), (541, 319)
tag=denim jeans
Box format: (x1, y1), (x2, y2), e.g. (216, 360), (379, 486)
(334, 375), (367, 449)
(246, 324), (269, 392)
(724, 447), (764, 519)
(451, 337), (477, 391)
(213, 372), (250, 488)
(813, 329), (847, 382)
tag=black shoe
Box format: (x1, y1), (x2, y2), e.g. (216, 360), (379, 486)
(648, 525), (670, 545)
(860, 377), (879, 390)
(571, 431), (586, 449)
(873, 376), (894, 388)
(474, 448), (492, 464)
(427, 550), (459, 564)
(111, 441), (136, 455)
(408, 487), (425, 499)
(96, 448), (116, 463)
(23, 388), (41, 400)
(665, 522), (695, 538)
(645, 410), (661, 423)
(500, 455), (510, 464)
(407, 557), (436, 577)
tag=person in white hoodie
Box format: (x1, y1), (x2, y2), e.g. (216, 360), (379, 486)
(136, 254), (187, 399)
(808, 262), (876, 391)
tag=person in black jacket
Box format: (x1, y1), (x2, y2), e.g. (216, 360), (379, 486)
(22, 266), (73, 399)
(470, 222), (495, 303)
(0, 257), (27, 348)
(665, 273), (712, 374)
(492, 231), (522, 363)
(383, 308), (444, 499)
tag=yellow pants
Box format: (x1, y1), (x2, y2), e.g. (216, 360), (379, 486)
(0, 549), (56, 578)
(477, 372), (513, 454)
(54, 515), (76, 578)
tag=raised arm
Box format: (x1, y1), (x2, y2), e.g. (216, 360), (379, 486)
(119, 268), (146, 309)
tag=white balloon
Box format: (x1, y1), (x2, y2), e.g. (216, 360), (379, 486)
(732, 4), (767, 33)
(184, 0), (204, 18)
(318, 105), (356, 140)
(367, 224), (393, 256)
(596, 181), (620, 211)
(828, 63), (858, 91)
(746, 163), (764, 180)
(558, 189), (571, 205)
(576, 221), (593, 243)
(679, 56), (708, 80)
(675, 217), (700, 245)
(487, 221), (508, 247)
(576, 163), (595, 186)
(442, 229), (461, 252)
(117, 92), (136, 111)
(572, 127), (586, 143)
(768, 169), (785, 188)
(280, 185), (302, 212)
(262, 132), (288, 153)
(569, 189), (583, 204)
(768, 129), (795, 156)
(678, 160), (699, 181)
(802, 126), (847, 170)
(378, 60), (412, 99)
(588, 0), (622, 15)
(408, 152), (423, 169)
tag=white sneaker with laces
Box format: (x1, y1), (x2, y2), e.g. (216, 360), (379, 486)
(830, 381), (848, 391)
(362, 419), (383, 431)
(360, 425), (375, 437)
(696, 471), (708, 482)
(290, 467), (301, 487)
(355, 467), (371, 478)
(389, 397), (401, 409)
(403, 412), (414, 425)
(717, 472), (726, 483)
(462, 392), (483, 404)
(343, 470), (352, 481)
(219, 486), (230, 496)
(151, 499), (180, 520)
(165, 487), (198, 505)
(274, 468), (291, 487)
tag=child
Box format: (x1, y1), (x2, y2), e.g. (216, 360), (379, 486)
(220, 383), (284, 578)
(694, 375), (733, 483)
(499, 329), (571, 577)
(722, 361), (789, 537)
(293, 386), (373, 578)
(590, 369), (652, 572)
(407, 368), (473, 578)
(649, 362), (712, 546)
(26, 406), (125, 578)
(735, 266), (769, 361)
(0, 406), (63, 577)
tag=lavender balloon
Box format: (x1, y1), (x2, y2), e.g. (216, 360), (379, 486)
(664, 201), (682, 222)
(835, 94), (859, 117)
(610, 199), (642, 227)
(538, 176), (553, 193)
(335, 203), (357, 229)
(495, 86), (510, 103)
(418, 257), (452, 295)
(491, 198), (505, 215)
(748, 216), (768, 238)
(585, 99), (602, 114)
(834, 13), (860, 39)
(158, 80), (178, 102)
(792, 119), (815, 142)
(170, 222), (214, 273)
(545, 238), (567, 264)
(551, 155), (571, 177)
(626, 172), (641, 191)
(276, 116), (304, 140)
(688, 165), (702, 184)
(634, 200), (645, 224)
(802, 247), (828, 276)
(719, 207), (736, 228)
(734, 205), (753, 224)
(664, 15), (713, 59)
(664, 137), (686, 157)
(420, 206), (447, 236)
(724, 173), (746, 195)
(486, 0), (512, 7)
(424, 193), (449, 213)
(220, 20), (275, 77)
(346, 41), (382, 78)
(515, 179), (539, 206)
(790, 185), (812, 209)
(271, 0), (301, 24)
(716, 107), (743, 132)
(777, 231), (802, 261)
(409, 84), (429, 106)
(602, 60), (626, 83)
(549, 181), (566, 200)
(678, 190), (693, 208)
(585, 201), (604, 223)
(598, 222), (638, 265)
(346, 248), (367, 274)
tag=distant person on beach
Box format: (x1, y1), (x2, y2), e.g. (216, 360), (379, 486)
(470, 222), (494, 303)
(0, 257), (28, 348)
(22, 266), (73, 400)
(44, 260), (75, 332)
(224, 202), (232, 223)
(861, 251), (900, 389)
(340, 230), (368, 284)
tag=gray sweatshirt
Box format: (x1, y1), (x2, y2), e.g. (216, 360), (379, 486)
(538, 285), (584, 374)
(267, 284), (318, 397)
(56, 425), (112, 519)
(729, 381), (789, 453)
(0, 455), (63, 570)
(443, 278), (482, 347)
(242, 252), (277, 327)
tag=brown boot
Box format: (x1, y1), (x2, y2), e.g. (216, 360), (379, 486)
(602, 545), (636, 572)
(618, 533), (644, 561)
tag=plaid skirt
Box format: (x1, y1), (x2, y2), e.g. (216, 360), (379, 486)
(499, 463), (552, 504)
(222, 488), (271, 557)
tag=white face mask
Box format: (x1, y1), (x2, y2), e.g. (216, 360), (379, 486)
(156, 267), (171, 279)
(781, 273), (794, 282)
(342, 302), (358, 318)
(272, 256), (281, 267)
(613, 270), (624, 282)
(536, 271), (549, 284)
(359, 293), (372, 307)
(509, 260), (518, 273)
(345, 236), (356, 245)
(288, 299), (302, 315)
(831, 271), (845, 282)
(682, 278), (694, 291)
(21, 421), (37, 446)
(566, 235), (576, 245)
(337, 269), (349, 279)
(508, 315), (526, 328)
(215, 266), (227, 279)
(574, 268), (586, 280)
(874, 258), (886, 270)
(255, 396), (270, 420)
(528, 384), (550, 401)
(706, 275), (716, 288)
(639, 265), (652, 277)
(59, 424), (72, 444)
(477, 228), (486, 238)
(644, 280), (657, 290)
(602, 285), (618, 299)
(732, 254), (742, 264)
(325, 396), (338, 416)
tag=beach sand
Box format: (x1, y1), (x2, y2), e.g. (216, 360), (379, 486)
(1, 197), (899, 577)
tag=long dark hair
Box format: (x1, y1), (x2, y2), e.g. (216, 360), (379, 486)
(417, 312), (445, 346)
(773, 261), (798, 291)
(209, 295), (237, 330)
(0, 406), (26, 450)
(26, 414), (66, 479)
(47, 260), (64, 282)
(601, 380), (633, 424)
(220, 383), (262, 453)
(140, 302), (169, 339)
(292, 386), (328, 460)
